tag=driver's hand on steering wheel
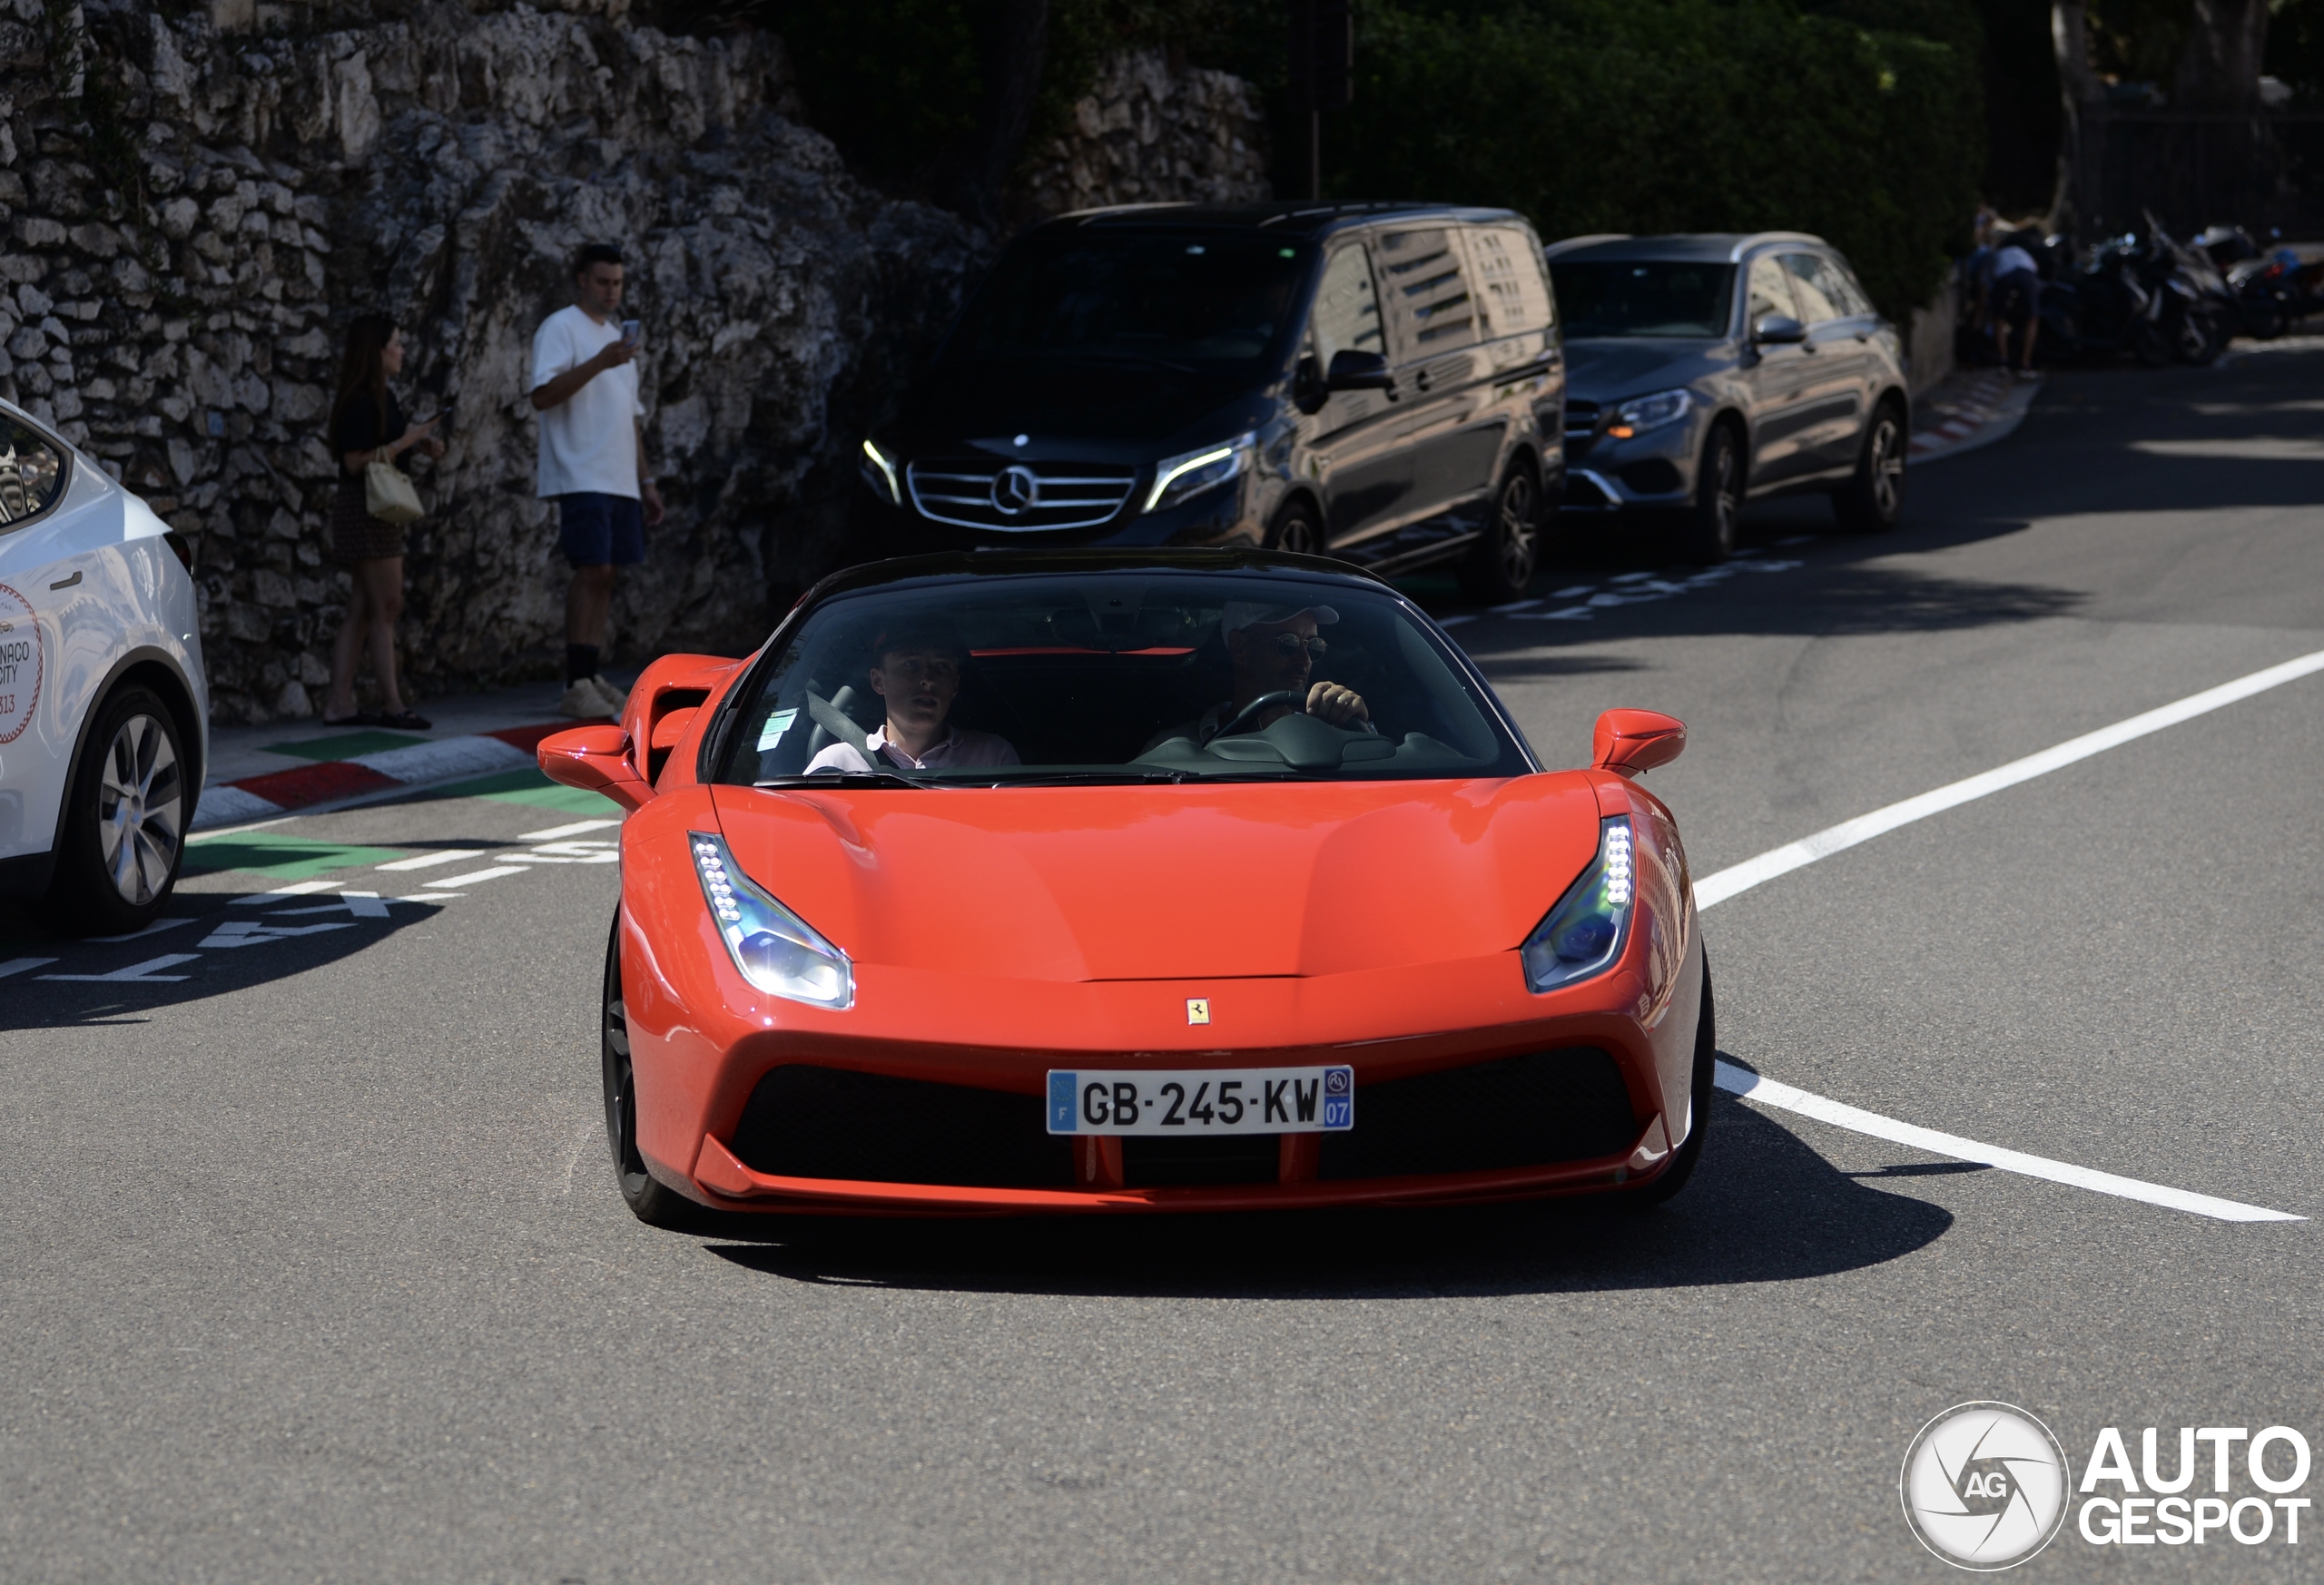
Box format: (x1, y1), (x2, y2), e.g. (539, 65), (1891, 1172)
(1306, 681), (1369, 726)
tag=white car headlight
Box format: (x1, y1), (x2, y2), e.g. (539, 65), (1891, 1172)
(1144, 432), (1255, 514)
(859, 438), (901, 505)
(690, 832), (853, 1009)
(1608, 389), (1692, 438)
(1521, 818), (1634, 993)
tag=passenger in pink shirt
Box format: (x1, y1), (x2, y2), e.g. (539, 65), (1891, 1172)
(805, 622), (1020, 775)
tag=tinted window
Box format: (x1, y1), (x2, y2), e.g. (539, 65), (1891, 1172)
(1466, 227), (1554, 334)
(1745, 256), (1796, 329)
(1549, 261), (1735, 338)
(1310, 243), (1384, 365)
(719, 571), (1531, 787)
(0, 415), (67, 531)
(953, 231), (1309, 369)
(1828, 260), (1876, 319)
(1781, 253), (1846, 323)
(1376, 228), (1479, 353)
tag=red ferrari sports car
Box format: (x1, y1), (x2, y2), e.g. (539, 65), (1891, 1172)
(538, 550), (1709, 1224)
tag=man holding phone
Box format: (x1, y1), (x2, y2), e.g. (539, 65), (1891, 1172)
(530, 241), (666, 718)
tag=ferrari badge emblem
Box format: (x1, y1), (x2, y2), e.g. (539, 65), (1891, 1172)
(1186, 998), (1210, 1026)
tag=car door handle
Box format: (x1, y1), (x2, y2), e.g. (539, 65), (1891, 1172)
(49, 569), (81, 590)
(1413, 369), (1432, 391)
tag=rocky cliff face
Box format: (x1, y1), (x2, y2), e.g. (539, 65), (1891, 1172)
(0, 2), (1267, 724)
(1014, 48), (1270, 222)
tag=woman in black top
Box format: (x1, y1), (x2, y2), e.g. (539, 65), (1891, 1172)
(323, 313), (441, 727)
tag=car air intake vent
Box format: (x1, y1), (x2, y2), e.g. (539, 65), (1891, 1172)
(1123, 1133), (1280, 1187)
(730, 1066), (1072, 1187)
(907, 458), (1138, 532)
(1318, 1048), (1637, 1180)
(1562, 399), (1600, 438)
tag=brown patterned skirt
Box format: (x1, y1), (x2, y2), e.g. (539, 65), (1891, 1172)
(329, 476), (409, 563)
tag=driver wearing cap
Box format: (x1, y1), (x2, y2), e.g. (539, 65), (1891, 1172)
(1145, 601), (1370, 752)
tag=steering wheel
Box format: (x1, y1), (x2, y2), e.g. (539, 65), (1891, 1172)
(1200, 690), (1307, 746)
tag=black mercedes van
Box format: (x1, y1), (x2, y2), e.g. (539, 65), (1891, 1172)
(853, 202), (1564, 602)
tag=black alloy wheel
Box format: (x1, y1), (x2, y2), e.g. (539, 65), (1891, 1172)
(1623, 965), (1716, 1208)
(603, 911), (704, 1229)
(1832, 401), (1906, 533)
(1268, 500), (1324, 557)
(1458, 464), (1541, 604)
(47, 685), (188, 936)
(1674, 424), (1741, 564)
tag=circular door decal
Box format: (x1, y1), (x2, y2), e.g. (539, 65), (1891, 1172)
(0, 582), (41, 743)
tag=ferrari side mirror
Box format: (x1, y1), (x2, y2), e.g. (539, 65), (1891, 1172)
(1591, 708), (1686, 778)
(538, 723), (652, 813)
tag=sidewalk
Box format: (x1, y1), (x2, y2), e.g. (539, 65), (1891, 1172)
(1910, 367), (2041, 464)
(192, 674), (630, 833)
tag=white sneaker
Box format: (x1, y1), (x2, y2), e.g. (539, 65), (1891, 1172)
(559, 679), (614, 720)
(590, 674), (630, 712)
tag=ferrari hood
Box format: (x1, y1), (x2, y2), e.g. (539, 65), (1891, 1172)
(708, 777), (1603, 983)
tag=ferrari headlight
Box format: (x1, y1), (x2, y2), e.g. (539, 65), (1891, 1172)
(689, 832), (853, 1009)
(1608, 389), (1691, 438)
(1521, 817), (1634, 993)
(859, 437), (901, 505)
(1144, 432), (1254, 514)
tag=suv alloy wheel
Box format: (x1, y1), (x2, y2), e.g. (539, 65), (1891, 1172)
(1459, 466), (1541, 604)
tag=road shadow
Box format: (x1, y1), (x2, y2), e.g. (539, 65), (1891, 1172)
(0, 885), (441, 1030)
(695, 1077), (1954, 1300)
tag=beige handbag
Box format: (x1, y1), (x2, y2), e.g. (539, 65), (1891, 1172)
(364, 454), (423, 525)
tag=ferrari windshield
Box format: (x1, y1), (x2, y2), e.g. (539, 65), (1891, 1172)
(950, 232), (1309, 369)
(716, 569), (1533, 786)
(1549, 261), (1736, 338)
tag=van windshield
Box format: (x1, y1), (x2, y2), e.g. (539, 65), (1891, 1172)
(951, 232), (1309, 369)
(1549, 261), (1736, 338)
(717, 570), (1533, 787)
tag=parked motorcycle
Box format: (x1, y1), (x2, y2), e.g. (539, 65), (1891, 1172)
(2037, 223), (2230, 367)
(2196, 225), (2290, 340)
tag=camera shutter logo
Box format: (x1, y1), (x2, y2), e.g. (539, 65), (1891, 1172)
(1900, 1402), (2071, 1570)
(991, 465), (1040, 516)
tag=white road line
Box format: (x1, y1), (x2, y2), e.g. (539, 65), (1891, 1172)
(184, 814), (296, 842)
(376, 850), (488, 871)
(434, 865), (527, 888)
(1695, 647), (2324, 910)
(39, 953), (200, 983)
(87, 917), (199, 943)
(197, 920), (356, 949)
(231, 880), (344, 906)
(400, 891), (465, 901)
(0, 957), (60, 979)
(1437, 614), (1476, 627)
(1713, 1061), (2301, 1224)
(521, 818), (621, 841)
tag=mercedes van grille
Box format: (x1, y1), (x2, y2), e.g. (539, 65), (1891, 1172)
(906, 458), (1138, 531)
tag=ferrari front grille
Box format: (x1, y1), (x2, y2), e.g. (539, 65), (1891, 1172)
(1317, 1048), (1637, 1180)
(730, 1065), (1072, 1188)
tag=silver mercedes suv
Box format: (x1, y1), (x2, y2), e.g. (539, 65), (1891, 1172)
(1545, 231), (1909, 562)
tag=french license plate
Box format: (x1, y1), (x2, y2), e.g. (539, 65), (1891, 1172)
(1047, 1067), (1353, 1136)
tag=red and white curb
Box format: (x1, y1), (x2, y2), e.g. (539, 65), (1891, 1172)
(1910, 369), (2036, 462)
(192, 723), (578, 832)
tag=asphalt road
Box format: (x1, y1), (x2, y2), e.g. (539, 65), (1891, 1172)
(5, 347), (2320, 1582)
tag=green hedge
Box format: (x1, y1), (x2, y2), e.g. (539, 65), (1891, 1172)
(1313, 0), (1984, 320)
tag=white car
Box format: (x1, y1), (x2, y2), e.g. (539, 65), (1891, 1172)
(0, 398), (207, 934)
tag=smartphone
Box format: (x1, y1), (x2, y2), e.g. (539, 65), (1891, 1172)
(621, 319), (641, 345)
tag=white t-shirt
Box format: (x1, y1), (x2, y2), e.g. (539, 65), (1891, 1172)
(530, 304), (643, 499)
(1992, 246), (2038, 279)
(805, 724), (1021, 776)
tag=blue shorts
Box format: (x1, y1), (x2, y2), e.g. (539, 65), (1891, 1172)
(556, 492), (645, 568)
(1992, 269), (2040, 328)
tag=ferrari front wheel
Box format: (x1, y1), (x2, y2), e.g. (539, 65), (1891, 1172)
(602, 911), (704, 1229)
(1623, 964), (1715, 1207)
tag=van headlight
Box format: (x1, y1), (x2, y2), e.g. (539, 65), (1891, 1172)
(859, 438), (901, 505)
(1144, 432), (1255, 514)
(690, 832), (853, 1009)
(1521, 818), (1634, 992)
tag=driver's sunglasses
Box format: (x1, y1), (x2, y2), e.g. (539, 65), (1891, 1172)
(1267, 634), (1328, 658)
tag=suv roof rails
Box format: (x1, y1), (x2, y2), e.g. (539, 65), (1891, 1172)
(1729, 231), (1827, 260)
(1543, 233), (1630, 259)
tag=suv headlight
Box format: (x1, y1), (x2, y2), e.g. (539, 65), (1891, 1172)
(690, 832), (853, 1009)
(1144, 432), (1255, 514)
(1607, 389), (1692, 439)
(859, 438), (901, 505)
(1521, 817), (1634, 993)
